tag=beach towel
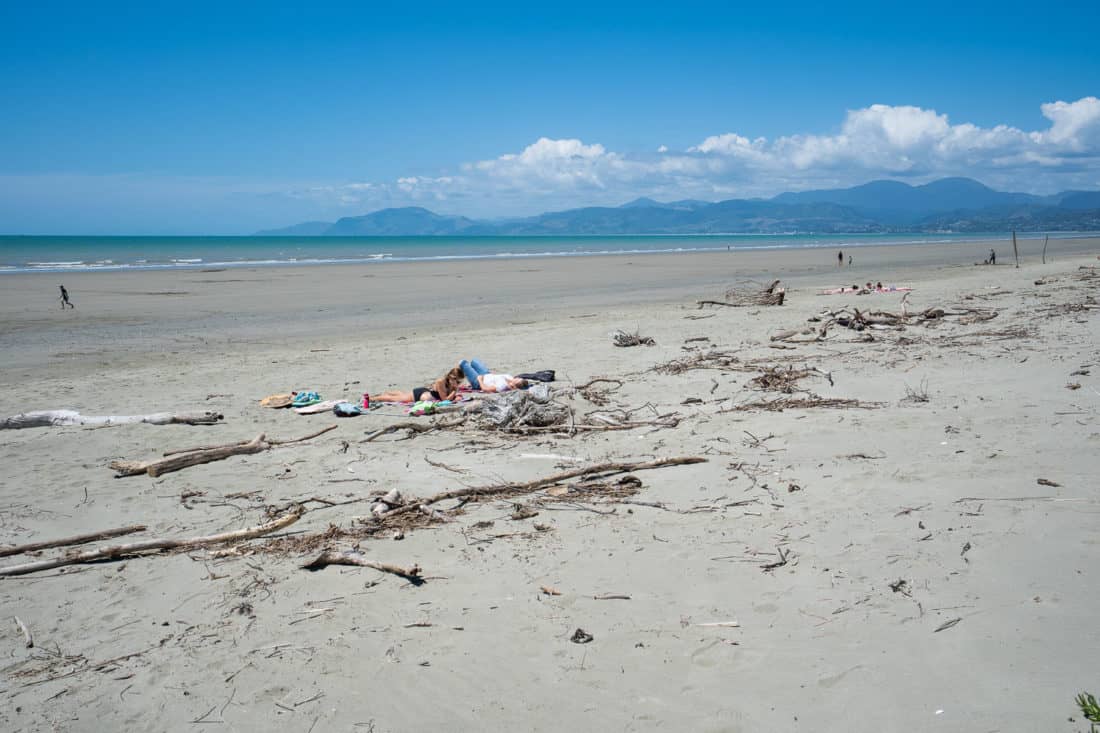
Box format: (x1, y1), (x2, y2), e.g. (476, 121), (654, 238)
(408, 400), (437, 416)
(516, 370), (556, 382)
(293, 399), (339, 414)
(260, 393), (294, 408)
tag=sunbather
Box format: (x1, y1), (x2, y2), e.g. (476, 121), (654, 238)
(459, 358), (529, 393)
(374, 366), (464, 403)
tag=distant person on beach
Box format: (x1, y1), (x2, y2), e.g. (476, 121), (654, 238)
(374, 366), (464, 404)
(989, 248), (996, 265)
(848, 255), (853, 266)
(838, 251), (843, 267)
(58, 284), (74, 309)
(460, 358), (529, 393)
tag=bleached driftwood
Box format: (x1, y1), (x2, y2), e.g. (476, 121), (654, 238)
(110, 424), (337, 477)
(0, 525), (147, 558)
(1, 410), (223, 430)
(0, 508), (303, 577)
(301, 550), (422, 582)
(699, 280), (785, 308)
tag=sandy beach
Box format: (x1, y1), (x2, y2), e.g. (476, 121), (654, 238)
(2, 236), (1099, 732)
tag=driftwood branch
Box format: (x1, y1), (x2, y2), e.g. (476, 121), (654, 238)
(0, 508), (303, 577)
(111, 425), (338, 477)
(0, 525), (147, 558)
(1, 410), (223, 430)
(301, 550), (423, 583)
(361, 417), (466, 443)
(379, 456), (706, 521)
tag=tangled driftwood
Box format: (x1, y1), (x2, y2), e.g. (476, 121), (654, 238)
(772, 303), (999, 343)
(377, 456), (706, 523)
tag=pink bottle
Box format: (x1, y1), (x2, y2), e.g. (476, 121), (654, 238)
(362, 393), (370, 409)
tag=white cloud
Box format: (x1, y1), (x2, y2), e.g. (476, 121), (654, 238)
(298, 97), (1100, 216)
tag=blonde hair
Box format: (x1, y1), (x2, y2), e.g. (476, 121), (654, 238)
(431, 366), (465, 398)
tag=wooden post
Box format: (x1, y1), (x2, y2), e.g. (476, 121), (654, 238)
(1012, 231), (1020, 268)
(1042, 234), (1049, 264)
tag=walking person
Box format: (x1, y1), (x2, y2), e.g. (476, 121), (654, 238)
(989, 248), (996, 265)
(59, 284), (74, 309)
(837, 250), (843, 267)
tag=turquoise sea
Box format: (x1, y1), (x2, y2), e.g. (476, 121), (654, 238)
(0, 233), (1092, 274)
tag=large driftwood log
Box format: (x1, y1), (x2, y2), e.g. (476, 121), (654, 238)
(0, 508), (303, 577)
(1, 410), (223, 430)
(379, 456), (706, 521)
(699, 280), (785, 308)
(110, 424), (337, 477)
(301, 550), (422, 582)
(0, 525), (147, 558)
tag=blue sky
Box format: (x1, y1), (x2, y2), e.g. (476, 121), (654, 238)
(1, 0), (1098, 233)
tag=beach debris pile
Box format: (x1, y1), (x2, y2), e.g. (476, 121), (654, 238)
(612, 329), (655, 347)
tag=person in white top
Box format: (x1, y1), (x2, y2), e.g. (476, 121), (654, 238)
(459, 359), (529, 393)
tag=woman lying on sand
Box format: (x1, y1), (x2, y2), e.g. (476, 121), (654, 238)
(459, 359), (529, 393)
(374, 366), (465, 403)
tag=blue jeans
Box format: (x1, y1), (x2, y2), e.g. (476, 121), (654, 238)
(460, 359), (489, 389)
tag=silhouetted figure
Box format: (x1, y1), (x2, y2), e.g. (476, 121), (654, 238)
(989, 248), (996, 265)
(838, 250), (843, 267)
(59, 285), (74, 309)
(848, 255), (853, 266)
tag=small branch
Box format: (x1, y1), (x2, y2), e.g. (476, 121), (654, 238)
(14, 616), (33, 648)
(301, 550), (423, 584)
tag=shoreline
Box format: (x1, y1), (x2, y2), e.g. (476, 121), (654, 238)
(1, 231), (1096, 275)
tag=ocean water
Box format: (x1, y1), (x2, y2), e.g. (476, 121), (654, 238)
(0, 233), (1089, 274)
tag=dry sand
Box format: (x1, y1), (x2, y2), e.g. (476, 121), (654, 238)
(1, 237), (1099, 731)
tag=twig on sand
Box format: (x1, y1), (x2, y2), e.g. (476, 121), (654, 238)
(760, 546), (790, 571)
(111, 425), (338, 477)
(934, 617), (961, 633)
(14, 616), (33, 647)
(0, 508), (303, 576)
(0, 525), (147, 558)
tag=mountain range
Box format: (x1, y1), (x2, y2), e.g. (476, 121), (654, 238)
(256, 178), (1100, 236)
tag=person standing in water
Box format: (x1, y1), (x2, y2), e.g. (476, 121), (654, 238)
(59, 284), (74, 309)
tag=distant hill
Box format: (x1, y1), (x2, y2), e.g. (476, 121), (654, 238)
(255, 178), (1100, 236)
(772, 177), (1040, 224)
(325, 207), (476, 236)
(255, 221), (332, 236)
